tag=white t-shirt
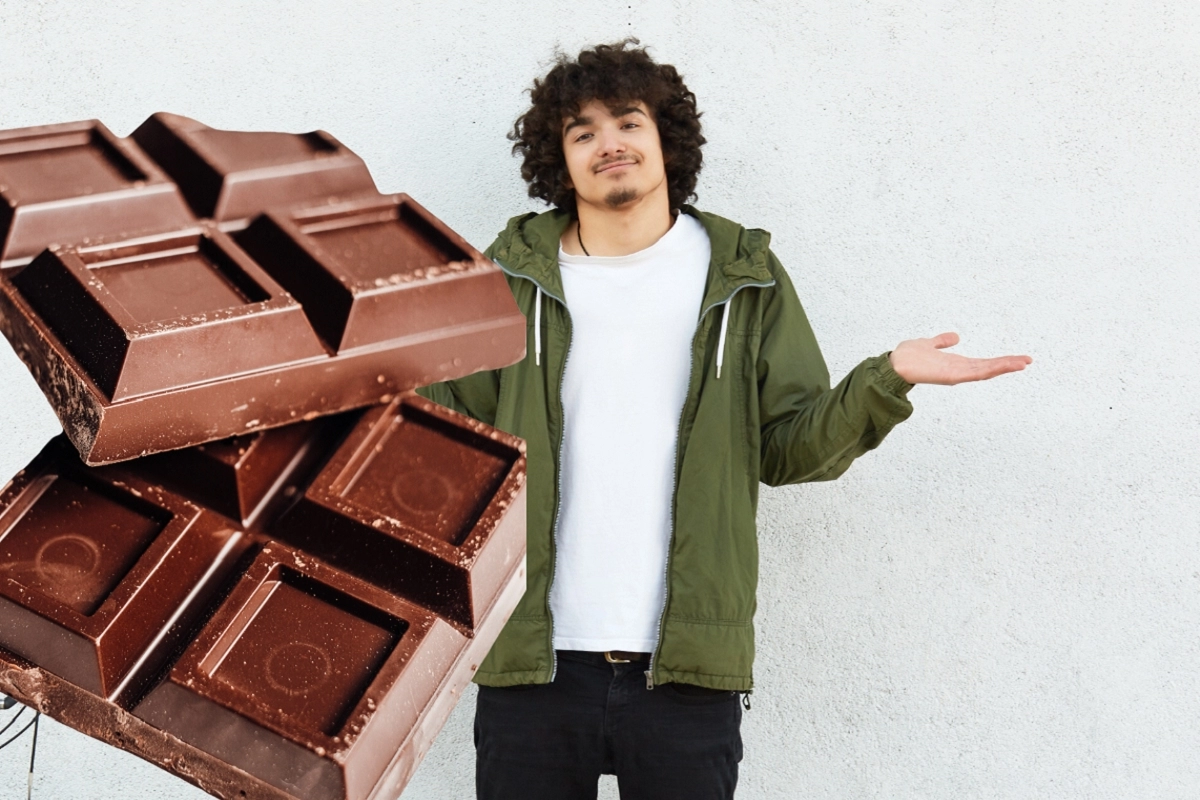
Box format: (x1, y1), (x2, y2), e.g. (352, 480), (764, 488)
(550, 213), (711, 652)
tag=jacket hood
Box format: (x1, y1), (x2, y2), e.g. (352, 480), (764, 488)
(487, 206), (776, 312)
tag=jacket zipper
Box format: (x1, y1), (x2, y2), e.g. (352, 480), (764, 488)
(645, 279), (775, 691)
(548, 312), (573, 681)
(496, 263), (572, 682)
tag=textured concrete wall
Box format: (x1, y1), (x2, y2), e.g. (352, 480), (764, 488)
(1, 1), (1197, 798)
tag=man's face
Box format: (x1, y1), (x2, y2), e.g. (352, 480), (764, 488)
(561, 99), (668, 211)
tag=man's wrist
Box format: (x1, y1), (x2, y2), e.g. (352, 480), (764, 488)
(879, 351), (915, 395)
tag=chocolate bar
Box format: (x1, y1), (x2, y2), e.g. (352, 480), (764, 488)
(0, 114), (526, 465)
(0, 393), (527, 800)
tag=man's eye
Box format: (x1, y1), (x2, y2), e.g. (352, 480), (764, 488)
(575, 132), (593, 142)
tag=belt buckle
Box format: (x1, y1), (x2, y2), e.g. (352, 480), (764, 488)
(604, 651), (631, 664)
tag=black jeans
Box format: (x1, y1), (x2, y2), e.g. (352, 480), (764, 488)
(475, 650), (743, 800)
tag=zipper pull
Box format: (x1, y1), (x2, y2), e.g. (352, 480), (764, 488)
(644, 670), (654, 690)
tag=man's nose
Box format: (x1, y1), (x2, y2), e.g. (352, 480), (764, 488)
(596, 127), (626, 156)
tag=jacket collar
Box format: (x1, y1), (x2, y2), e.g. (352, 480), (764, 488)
(489, 205), (776, 315)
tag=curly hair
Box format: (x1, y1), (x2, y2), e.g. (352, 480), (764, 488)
(510, 39), (705, 214)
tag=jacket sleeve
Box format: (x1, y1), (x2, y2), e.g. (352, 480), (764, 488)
(414, 369), (501, 425)
(757, 253), (914, 486)
(413, 239), (506, 425)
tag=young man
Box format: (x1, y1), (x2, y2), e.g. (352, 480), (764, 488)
(418, 41), (1030, 800)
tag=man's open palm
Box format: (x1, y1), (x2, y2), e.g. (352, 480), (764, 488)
(889, 332), (1032, 386)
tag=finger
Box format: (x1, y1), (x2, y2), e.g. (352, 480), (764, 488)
(931, 332), (960, 350)
(957, 356), (1032, 383)
(983, 355), (1032, 372)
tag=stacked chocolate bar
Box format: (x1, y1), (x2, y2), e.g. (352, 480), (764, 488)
(0, 114), (528, 800)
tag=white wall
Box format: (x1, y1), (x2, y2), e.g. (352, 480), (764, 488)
(1, 1), (1197, 798)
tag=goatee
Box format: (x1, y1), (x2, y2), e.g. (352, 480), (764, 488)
(604, 187), (639, 208)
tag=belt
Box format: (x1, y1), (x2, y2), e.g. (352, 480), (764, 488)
(555, 650), (652, 664)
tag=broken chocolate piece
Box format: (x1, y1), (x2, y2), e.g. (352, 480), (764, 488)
(130, 112), (377, 222)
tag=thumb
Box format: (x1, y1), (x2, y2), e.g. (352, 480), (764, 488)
(931, 332), (960, 349)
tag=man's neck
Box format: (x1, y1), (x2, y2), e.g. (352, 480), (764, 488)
(564, 194), (674, 258)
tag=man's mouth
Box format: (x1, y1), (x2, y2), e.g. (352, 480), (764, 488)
(595, 159), (636, 173)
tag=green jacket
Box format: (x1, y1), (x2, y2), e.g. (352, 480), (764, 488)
(417, 206), (913, 691)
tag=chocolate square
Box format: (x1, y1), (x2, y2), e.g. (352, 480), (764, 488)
(0, 437), (245, 702)
(271, 394), (527, 628)
(9, 227), (327, 401)
(0, 120), (194, 265)
(341, 408), (512, 547)
(0, 473), (165, 616)
(206, 578), (398, 735)
(130, 419), (329, 527)
(234, 194), (519, 351)
(135, 543), (465, 800)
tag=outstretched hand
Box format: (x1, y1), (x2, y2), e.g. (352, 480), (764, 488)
(889, 332), (1032, 386)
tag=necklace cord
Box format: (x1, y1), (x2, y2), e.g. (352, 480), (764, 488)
(577, 221), (590, 257)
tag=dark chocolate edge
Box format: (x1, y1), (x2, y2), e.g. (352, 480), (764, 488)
(10, 249), (130, 398)
(0, 649), (292, 800)
(130, 114), (225, 219)
(0, 277), (103, 456)
(0, 537), (526, 800)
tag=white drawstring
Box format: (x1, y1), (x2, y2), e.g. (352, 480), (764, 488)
(532, 282), (735, 374)
(534, 286), (543, 366)
(715, 299), (731, 379)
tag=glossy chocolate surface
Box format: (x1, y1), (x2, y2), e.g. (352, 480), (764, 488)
(11, 228), (327, 401)
(1, 474), (165, 616)
(0, 394), (527, 800)
(130, 112), (377, 222)
(136, 544), (464, 800)
(0, 121), (194, 267)
(0, 113), (526, 465)
(272, 397), (526, 629)
(235, 195), (513, 351)
(0, 437), (244, 702)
